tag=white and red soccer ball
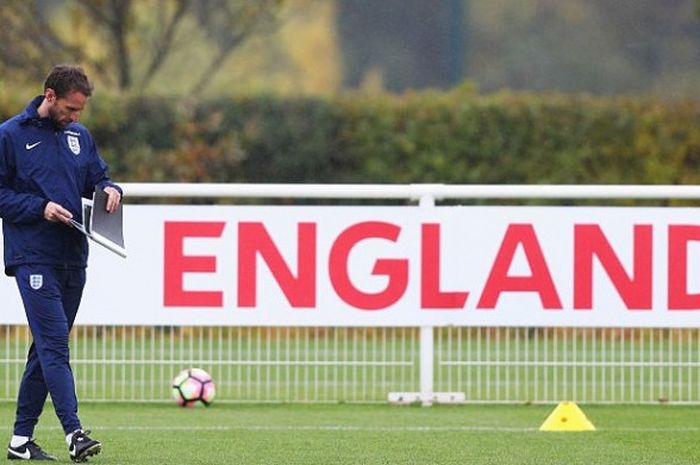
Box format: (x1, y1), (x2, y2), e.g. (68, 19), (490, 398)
(171, 368), (216, 407)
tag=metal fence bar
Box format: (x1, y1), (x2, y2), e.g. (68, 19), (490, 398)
(120, 183), (700, 200)
(3, 325), (699, 403)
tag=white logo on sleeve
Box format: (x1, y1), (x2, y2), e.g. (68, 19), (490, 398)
(67, 135), (80, 155)
(25, 141), (42, 150)
(29, 274), (43, 290)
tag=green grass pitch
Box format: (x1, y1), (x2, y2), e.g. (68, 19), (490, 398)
(0, 401), (698, 464)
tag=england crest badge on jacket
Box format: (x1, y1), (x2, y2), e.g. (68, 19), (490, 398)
(67, 135), (80, 155)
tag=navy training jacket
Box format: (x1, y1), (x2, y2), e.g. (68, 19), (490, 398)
(0, 96), (122, 275)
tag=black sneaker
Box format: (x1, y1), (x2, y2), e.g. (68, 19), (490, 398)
(68, 430), (101, 463)
(7, 439), (57, 461)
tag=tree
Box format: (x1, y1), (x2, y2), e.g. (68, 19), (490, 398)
(465, 0), (700, 96)
(0, 0), (285, 93)
(336, 0), (468, 92)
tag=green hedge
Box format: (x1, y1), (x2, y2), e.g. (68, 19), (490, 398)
(5, 90), (700, 191)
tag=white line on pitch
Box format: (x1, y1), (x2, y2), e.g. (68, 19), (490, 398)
(39, 425), (700, 433)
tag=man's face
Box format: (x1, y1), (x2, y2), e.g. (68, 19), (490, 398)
(46, 89), (88, 128)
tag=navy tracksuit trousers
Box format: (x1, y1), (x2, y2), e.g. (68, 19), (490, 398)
(13, 265), (84, 437)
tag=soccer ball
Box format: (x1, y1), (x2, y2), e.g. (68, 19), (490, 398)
(171, 368), (216, 407)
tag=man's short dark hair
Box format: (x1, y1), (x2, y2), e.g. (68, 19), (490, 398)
(44, 65), (94, 98)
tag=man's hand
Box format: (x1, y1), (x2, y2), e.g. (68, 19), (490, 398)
(103, 186), (121, 213)
(44, 201), (73, 224)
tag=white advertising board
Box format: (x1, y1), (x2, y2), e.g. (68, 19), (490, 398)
(2, 205), (700, 327)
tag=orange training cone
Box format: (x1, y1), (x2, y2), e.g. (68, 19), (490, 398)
(539, 401), (596, 432)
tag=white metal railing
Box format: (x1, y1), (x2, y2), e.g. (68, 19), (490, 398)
(3, 184), (700, 405)
(122, 182), (700, 200)
(119, 183), (700, 405)
(3, 325), (699, 404)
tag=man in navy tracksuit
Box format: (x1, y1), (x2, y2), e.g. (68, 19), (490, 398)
(0, 65), (122, 462)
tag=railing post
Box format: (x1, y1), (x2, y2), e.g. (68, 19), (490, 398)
(418, 193), (435, 406)
(419, 326), (434, 406)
